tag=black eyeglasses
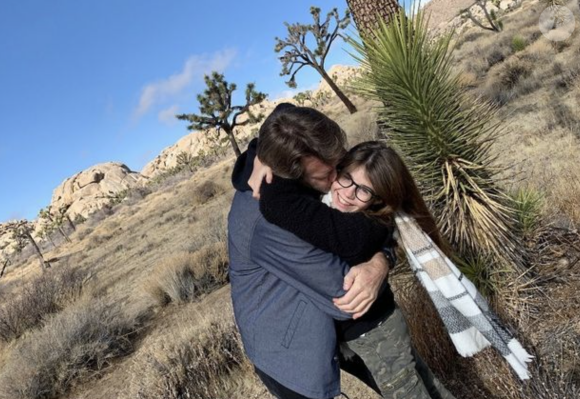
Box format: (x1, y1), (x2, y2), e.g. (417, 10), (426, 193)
(336, 173), (378, 203)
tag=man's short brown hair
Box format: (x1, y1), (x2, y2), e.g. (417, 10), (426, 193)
(257, 105), (347, 179)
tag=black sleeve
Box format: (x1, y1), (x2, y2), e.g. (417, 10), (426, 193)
(259, 176), (391, 266)
(231, 138), (258, 192)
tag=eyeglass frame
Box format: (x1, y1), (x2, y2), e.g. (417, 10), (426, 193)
(335, 173), (379, 203)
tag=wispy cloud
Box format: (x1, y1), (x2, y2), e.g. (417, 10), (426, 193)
(271, 82), (320, 101)
(158, 105), (180, 126)
(132, 48), (237, 120)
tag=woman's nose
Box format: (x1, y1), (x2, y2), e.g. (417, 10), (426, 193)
(344, 185), (356, 199)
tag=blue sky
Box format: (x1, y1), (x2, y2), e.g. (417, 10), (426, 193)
(0, 0), (360, 223)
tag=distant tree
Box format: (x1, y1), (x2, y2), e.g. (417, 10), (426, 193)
(293, 90), (312, 106)
(346, 0), (401, 39)
(37, 224), (56, 249)
(275, 6), (357, 114)
(177, 72), (266, 157)
(460, 0), (504, 32)
(4, 221), (51, 269)
(57, 204), (76, 232)
(39, 206), (71, 243)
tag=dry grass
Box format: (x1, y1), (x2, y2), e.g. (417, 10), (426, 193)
(144, 242), (229, 306)
(136, 319), (251, 399)
(0, 298), (150, 399)
(191, 179), (224, 205)
(0, 265), (91, 342)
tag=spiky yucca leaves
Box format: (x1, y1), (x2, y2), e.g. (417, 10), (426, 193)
(350, 8), (525, 268)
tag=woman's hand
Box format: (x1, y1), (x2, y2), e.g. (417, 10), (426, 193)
(333, 252), (390, 319)
(249, 156), (273, 199)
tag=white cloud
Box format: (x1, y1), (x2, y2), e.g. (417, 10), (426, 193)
(271, 82), (320, 101)
(158, 105), (180, 126)
(132, 48), (237, 119)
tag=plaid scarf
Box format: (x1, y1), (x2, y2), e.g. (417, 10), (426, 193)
(394, 214), (533, 380)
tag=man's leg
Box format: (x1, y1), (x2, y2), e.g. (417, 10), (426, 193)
(254, 367), (332, 399)
(345, 307), (456, 399)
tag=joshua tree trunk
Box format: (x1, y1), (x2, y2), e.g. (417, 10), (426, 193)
(317, 66), (358, 114)
(25, 232), (51, 269)
(224, 127), (242, 157)
(66, 214), (76, 232)
(346, 0), (401, 39)
(0, 258), (9, 278)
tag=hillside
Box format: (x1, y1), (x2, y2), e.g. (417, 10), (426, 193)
(1, 1), (579, 398)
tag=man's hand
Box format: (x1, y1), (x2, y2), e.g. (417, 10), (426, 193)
(248, 156), (273, 199)
(333, 252), (390, 319)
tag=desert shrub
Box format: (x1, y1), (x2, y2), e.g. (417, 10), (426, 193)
(138, 321), (249, 399)
(192, 180), (223, 205)
(511, 35), (527, 52)
(455, 30), (485, 49)
(76, 225), (93, 241)
(512, 187), (544, 239)
(188, 208), (229, 252)
(555, 64), (580, 91)
(487, 49), (506, 67)
(72, 214), (86, 225)
(549, 100), (580, 132)
(500, 58), (532, 89)
(145, 242), (228, 306)
(0, 265), (90, 342)
(0, 299), (147, 399)
(124, 186), (153, 206)
(86, 205), (114, 228)
(86, 231), (114, 250)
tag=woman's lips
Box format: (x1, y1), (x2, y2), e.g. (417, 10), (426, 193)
(336, 193), (353, 209)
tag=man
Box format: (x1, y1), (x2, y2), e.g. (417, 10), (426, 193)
(228, 105), (452, 399)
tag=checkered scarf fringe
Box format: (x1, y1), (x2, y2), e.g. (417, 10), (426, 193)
(394, 214), (533, 380)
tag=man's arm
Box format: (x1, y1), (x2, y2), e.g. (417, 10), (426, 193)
(251, 217), (354, 320)
(335, 252), (391, 319)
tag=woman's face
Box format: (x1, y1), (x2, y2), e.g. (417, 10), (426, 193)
(330, 165), (377, 213)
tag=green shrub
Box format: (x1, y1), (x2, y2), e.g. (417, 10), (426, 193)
(511, 35), (527, 52)
(512, 187), (544, 238)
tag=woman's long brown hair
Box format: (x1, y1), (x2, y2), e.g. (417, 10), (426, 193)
(338, 141), (449, 255)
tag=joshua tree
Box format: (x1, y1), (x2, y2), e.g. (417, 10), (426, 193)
(275, 6), (357, 114)
(39, 205), (71, 243)
(346, 0), (401, 39)
(177, 72), (266, 157)
(57, 204), (76, 232)
(351, 7), (524, 269)
(460, 0), (504, 32)
(3, 221), (51, 269)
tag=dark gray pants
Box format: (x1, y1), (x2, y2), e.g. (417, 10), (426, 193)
(343, 307), (455, 399)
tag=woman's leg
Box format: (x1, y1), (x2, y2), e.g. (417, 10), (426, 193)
(345, 307), (455, 399)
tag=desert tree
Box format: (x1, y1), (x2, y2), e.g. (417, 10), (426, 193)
(57, 204), (76, 232)
(39, 205), (71, 243)
(4, 220), (51, 269)
(351, 7), (525, 269)
(177, 72), (266, 158)
(275, 6), (358, 114)
(346, 0), (401, 40)
(460, 0), (504, 32)
(0, 241), (10, 278)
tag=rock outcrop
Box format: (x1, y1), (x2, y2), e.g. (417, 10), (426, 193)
(51, 162), (146, 219)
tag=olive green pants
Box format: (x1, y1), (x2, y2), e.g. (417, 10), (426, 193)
(342, 307), (455, 399)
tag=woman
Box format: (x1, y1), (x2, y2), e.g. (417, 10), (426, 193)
(258, 141), (455, 399)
